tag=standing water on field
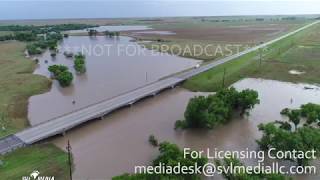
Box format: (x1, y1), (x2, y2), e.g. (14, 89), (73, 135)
(28, 35), (199, 125)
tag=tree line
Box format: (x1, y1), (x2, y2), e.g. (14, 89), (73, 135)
(27, 32), (63, 55)
(0, 24), (97, 55)
(87, 29), (120, 37)
(0, 24), (96, 34)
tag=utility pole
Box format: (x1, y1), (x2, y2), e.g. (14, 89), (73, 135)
(145, 72), (148, 83)
(222, 68), (226, 88)
(66, 140), (73, 180)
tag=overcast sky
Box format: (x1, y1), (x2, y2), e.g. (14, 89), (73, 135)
(0, 1), (319, 20)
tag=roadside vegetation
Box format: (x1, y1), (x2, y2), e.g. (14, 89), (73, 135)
(0, 144), (69, 179)
(175, 88), (259, 129)
(48, 65), (73, 87)
(183, 22), (320, 92)
(0, 42), (50, 138)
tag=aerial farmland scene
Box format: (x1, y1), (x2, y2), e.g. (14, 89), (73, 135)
(0, 1), (320, 180)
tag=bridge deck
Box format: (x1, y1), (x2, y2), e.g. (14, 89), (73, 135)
(0, 135), (25, 155)
(15, 77), (184, 144)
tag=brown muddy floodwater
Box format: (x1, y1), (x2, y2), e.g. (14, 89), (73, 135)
(29, 35), (199, 125)
(51, 78), (320, 180)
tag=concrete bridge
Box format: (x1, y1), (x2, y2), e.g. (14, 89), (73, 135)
(0, 21), (318, 155)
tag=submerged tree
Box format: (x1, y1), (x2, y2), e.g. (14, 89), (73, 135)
(113, 142), (207, 180)
(88, 29), (98, 36)
(48, 65), (73, 87)
(237, 89), (260, 116)
(56, 71), (73, 87)
(257, 103), (320, 166)
(175, 88), (259, 129)
(74, 53), (86, 74)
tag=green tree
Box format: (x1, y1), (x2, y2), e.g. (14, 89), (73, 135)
(56, 71), (73, 87)
(48, 65), (68, 75)
(26, 44), (42, 55)
(113, 142), (207, 180)
(48, 65), (73, 87)
(287, 109), (301, 130)
(236, 89), (260, 116)
(257, 122), (320, 166)
(183, 96), (210, 128)
(176, 88), (259, 129)
(74, 53), (86, 74)
(300, 103), (320, 124)
(88, 29), (98, 36)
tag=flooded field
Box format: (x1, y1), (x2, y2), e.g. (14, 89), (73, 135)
(129, 21), (304, 44)
(28, 35), (199, 125)
(133, 31), (176, 35)
(65, 25), (152, 34)
(52, 78), (320, 179)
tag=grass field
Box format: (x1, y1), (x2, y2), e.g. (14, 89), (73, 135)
(0, 41), (51, 138)
(183, 22), (320, 92)
(147, 20), (307, 43)
(129, 18), (309, 61)
(0, 144), (69, 180)
(0, 31), (13, 36)
(0, 42), (68, 180)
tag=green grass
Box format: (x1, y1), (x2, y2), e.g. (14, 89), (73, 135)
(0, 31), (13, 36)
(0, 42), (69, 180)
(0, 144), (69, 180)
(0, 41), (51, 138)
(183, 50), (259, 91)
(183, 22), (320, 92)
